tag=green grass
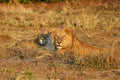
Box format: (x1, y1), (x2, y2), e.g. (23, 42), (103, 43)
(16, 70), (34, 80)
(1, 68), (16, 80)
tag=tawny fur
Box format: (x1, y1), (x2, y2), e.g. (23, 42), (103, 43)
(50, 28), (108, 58)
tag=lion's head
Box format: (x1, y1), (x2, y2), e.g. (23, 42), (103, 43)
(37, 33), (50, 46)
(36, 32), (54, 50)
(52, 28), (73, 53)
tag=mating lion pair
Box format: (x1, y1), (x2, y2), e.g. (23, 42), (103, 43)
(37, 27), (111, 58)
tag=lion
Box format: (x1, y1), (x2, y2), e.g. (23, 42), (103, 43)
(50, 28), (109, 58)
(36, 32), (55, 50)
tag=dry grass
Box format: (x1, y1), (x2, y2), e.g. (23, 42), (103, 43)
(54, 50), (120, 71)
(0, 1), (120, 80)
(0, 1), (119, 30)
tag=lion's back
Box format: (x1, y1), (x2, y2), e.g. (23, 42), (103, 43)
(72, 36), (108, 57)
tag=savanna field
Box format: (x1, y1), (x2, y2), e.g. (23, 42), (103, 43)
(0, 0), (120, 80)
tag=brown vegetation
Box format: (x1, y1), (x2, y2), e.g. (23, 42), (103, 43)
(0, 0), (120, 80)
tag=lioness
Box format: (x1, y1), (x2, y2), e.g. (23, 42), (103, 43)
(36, 32), (54, 50)
(51, 28), (109, 58)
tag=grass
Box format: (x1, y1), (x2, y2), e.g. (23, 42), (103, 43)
(1, 68), (15, 80)
(0, 1), (119, 30)
(0, 0), (119, 63)
(0, 1), (120, 79)
(14, 70), (34, 80)
(58, 51), (120, 70)
(83, 54), (118, 70)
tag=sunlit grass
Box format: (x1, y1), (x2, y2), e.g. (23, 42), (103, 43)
(0, 2), (119, 30)
(0, 0), (119, 76)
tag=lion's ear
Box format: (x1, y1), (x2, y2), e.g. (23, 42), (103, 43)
(64, 28), (71, 35)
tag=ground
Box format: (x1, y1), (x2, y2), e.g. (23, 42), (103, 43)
(0, 0), (120, 80)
